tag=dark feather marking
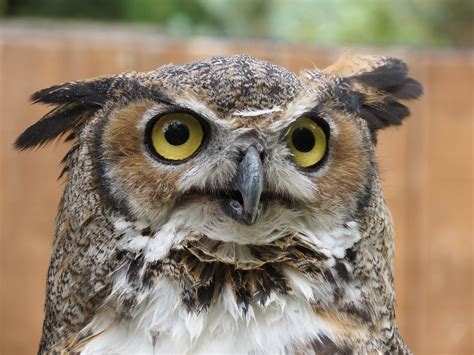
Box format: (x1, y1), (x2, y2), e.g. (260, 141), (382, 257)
(140, 227), (151, 236)
(312, 335), (352, 355)
(333, 286), (344, 302)
(345, 247), (357, 262)
(338, 58), (422, 138)
(127, 255), (145, 284)
(16, 77), (121, 150)
(181, 279), (198, 311)
(114, 248), (129, 262)
(358, 107), (384, 128)
(266, 264), (291, 295)
(59, 144), (80, 179)
(366, 105), (406, 127)
(14, 104), (96, 150)
(340, 91), (364, 112)
(335, 262), (350, 282)
(391, 77), (423, 99)
(359, 102), (410, 133)
(382, 100), (410, 123)
(233, 271), (251, 313)
(142, 261), (162, 289)
(355, 169), (374, 213)
(324, 269), (336, 284)
(29, 77), (163, 106)
(255, 268), (274, 305)
(30, 79), (112, 105)
(351, 59), (408, 90)
(344, 305), (372, 324)
(200, 262), (215, 286)
(64, 130), (78, 143)
(197, 283), (215, 310)
(91, 109), (134, 218)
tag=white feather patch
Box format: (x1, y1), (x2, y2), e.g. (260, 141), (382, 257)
(80, 277), (337, 354)
(234, 107), (282, 117)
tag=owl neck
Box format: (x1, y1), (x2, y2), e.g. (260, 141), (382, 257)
(99, 182), (398, 347)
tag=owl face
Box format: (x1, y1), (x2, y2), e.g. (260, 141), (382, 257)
(88, 57), (373, 245)
(17, 55), (421, 247)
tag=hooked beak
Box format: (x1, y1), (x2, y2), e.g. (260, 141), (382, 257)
(222, 146), (264, 225)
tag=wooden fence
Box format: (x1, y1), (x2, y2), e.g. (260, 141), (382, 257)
(1, 22), (473, 354)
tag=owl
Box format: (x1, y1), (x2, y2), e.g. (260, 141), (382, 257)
(16, 54), (422, 354)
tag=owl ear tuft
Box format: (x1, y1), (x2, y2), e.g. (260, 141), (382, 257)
(14, 79), (107, 150)
(14, 102), (98, 150)
(15, 75), (148, 150)
(30, 78), (114, 106)
(327, 55), (423, 135)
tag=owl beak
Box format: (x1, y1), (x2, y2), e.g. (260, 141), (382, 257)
(225, 146), (264, 225)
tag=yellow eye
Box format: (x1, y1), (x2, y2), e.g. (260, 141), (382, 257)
(148, 112), (204, 161)
(287, 116), (327, 168)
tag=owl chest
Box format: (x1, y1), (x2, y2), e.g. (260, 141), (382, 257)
(80, 276), (349, 354)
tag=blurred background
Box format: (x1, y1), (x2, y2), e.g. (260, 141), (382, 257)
(0, 0), (472, 354)
(1, 0), (473, 45)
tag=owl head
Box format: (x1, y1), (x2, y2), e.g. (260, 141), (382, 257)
(16, 55), (422, 249)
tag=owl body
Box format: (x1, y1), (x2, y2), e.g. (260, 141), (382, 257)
(16, 55), (421, 354)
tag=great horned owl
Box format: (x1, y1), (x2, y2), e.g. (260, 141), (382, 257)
(16, 55), (422, 354)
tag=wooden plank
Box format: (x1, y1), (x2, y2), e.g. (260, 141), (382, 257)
(1, 39), (70, 355)
(418, 55), (473, 354)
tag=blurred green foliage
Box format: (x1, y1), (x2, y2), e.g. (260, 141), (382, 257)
(2, 0), (473, 46)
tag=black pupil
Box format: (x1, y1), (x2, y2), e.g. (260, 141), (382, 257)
(292, 127), (315, 152)
(164, 121), (190, 146)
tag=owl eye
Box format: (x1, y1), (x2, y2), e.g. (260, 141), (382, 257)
(287, 116), (328, 168)
(146, 112), (205, 162)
